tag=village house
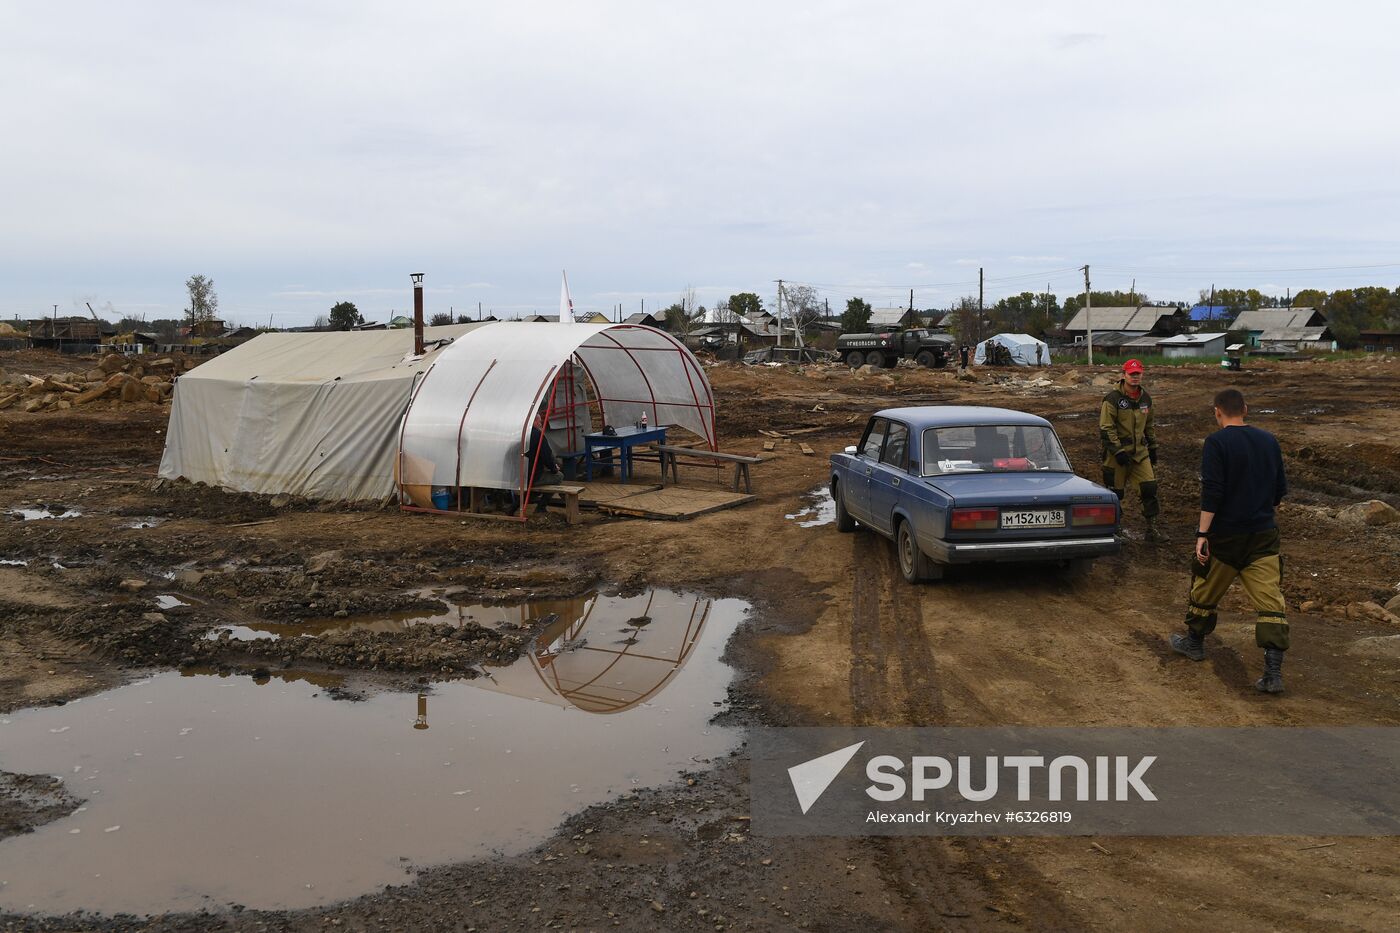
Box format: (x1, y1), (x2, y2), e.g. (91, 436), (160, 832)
(1229, 308), (1335, 353)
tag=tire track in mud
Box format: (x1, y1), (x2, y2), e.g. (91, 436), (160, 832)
(848, 533), (1080, 928)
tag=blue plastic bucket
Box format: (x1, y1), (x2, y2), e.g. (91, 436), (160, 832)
(430, 487), (452, 510)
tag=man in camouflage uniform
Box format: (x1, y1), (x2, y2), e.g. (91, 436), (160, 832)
(1169, 388), (1289, 693)
(1099, 358), (1166, 542)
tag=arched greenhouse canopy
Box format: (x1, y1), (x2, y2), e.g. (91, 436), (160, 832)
(399, 322), (715, 496)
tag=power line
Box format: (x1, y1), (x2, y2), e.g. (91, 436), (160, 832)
(786, 265), (1083, 291)
(1096, 260), (1400, 276)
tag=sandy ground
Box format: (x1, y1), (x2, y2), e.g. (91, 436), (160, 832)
(2, 349), (1399, 931)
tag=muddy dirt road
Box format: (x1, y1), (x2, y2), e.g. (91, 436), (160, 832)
(2, 351), (1399, 930)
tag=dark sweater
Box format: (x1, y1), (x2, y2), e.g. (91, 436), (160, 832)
(1200, 425), (1287, 535)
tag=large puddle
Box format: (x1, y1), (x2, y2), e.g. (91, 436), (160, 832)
(0, 589), (744, 915)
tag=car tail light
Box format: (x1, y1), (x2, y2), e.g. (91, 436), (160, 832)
(951, 508), (999, 531)
(1072, 504), (1117, 527)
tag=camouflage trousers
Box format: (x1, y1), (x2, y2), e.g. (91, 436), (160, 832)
(1185, 528), (1288, 650)
(1102, 457), (1159, 519)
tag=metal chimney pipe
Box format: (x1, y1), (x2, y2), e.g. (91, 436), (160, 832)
(411, 272), (425, 355)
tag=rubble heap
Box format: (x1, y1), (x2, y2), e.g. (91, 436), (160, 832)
(0, 353), (187, 413)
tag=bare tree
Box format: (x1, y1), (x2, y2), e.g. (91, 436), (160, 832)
(665, 286), (699, 335)
(710, 298), (741, 349)
(779, 283), (822, 343)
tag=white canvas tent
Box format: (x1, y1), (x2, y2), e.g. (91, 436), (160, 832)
(159, 322), (715, 506)
(974, 333), (1052, 366)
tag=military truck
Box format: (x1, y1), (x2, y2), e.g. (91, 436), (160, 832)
(835, 328), (954, 369)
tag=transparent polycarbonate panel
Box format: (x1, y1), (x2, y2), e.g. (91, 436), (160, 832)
(399, 358), (496, 488)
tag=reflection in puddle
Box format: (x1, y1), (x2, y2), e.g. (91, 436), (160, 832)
(205, 625), (280, 642)
(8, 507), (82, 521)
(0, 590), (743, 915)
(122, 517), (166, 529)
(785, 486), (836, 528)
(154, 594), (189, 611)
(239, 593), (603, 639)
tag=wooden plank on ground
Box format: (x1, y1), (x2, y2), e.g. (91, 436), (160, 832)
(799, 443), (815, 455)
(576, 482), (662, 508)
(595, 486), (756, 521)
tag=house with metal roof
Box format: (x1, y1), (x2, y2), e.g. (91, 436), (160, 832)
(1157, 332), (1228, 358)
(623, 311), (666, 329)
(1062, 306), (1185, 339)
(1229, 308), (1334, 352)
(867, 308), (920, 330)
(1189, 304), (1233, 323)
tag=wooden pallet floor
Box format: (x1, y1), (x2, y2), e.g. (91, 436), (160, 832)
(593, 486), (756, 520)
(575, 481), (662, 507)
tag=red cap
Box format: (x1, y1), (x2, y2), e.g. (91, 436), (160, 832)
(1122, 359), (1144, 374)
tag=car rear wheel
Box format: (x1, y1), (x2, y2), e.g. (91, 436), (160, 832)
(845, 351), (864, 368)
(915, 350), (936, 368)
(832, 480), (856, 532)
(896, 520), (940, 583)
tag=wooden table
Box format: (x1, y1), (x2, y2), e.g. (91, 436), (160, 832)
(583, 425), (668, 482)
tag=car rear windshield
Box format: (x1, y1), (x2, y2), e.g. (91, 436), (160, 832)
(921, 424), (1071, 476)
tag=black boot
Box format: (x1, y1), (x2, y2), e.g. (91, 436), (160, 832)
(1169, 631), (1205, 661)
(1145, 516), (1170, 544)
(1255, 648), (1285, 694)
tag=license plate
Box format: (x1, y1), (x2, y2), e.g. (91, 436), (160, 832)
(1001, 509), (1065, 528)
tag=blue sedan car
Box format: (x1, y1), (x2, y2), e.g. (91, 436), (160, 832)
(829, 406), (1121, 582)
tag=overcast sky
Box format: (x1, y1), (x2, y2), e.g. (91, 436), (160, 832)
(3, 1), (1398, 326)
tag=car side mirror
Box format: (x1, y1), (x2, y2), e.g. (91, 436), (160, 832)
(844, 446), (858, 455)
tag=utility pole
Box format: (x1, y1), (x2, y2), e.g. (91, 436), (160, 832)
(1083, 265), (1093, 366)
(978, 268), (984, 344)
(776, 278), (784, 348)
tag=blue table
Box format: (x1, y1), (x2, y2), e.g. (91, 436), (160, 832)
(584, 425), (668, 482)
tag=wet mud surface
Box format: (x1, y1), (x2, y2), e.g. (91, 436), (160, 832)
(3, 351), (1400, 930)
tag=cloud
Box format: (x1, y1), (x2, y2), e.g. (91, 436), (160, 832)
(1, 3), (1396, 324)
(1054, 32), (1106, 48)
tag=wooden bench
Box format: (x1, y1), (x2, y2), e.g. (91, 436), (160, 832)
(467, 484), (585, 524)
(655, 445), (761, 493)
